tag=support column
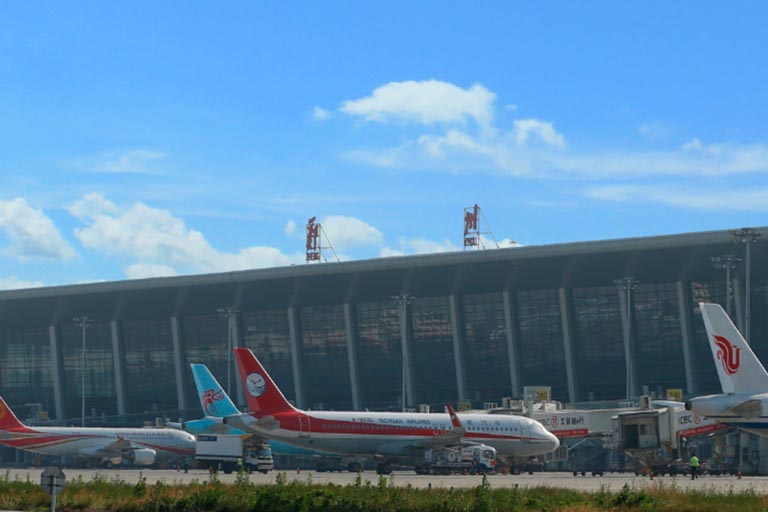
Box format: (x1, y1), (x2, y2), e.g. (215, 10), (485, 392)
(732, 278), (745, 335)
(287, 307), (304, 409)
(400, 301), (416, 408)
(449, 295), (467, 403)
(502, 290), (522, 398)
(618, 287), (639, 398)
(170, 316), (187, 415)
(110, 321), (128, 416)
(558, 288), (578, 404)
(677, 281), (696, 395)
(229, 312), (245, 408)
(343, 303), (362, 410)
(48, 326), (65, 422)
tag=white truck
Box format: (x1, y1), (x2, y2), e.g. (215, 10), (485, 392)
(195, 434), (273, 474)
(415, 444), (497, 475)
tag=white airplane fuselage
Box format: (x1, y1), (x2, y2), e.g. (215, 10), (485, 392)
(227, 409), (558, 459)
(0, 425), (195, 459)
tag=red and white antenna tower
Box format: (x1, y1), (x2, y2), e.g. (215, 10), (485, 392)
(463, 204), (501, 250)
(305, 217), (340, 263)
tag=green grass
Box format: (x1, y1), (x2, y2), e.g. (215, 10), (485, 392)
(2, 471), (768, 511)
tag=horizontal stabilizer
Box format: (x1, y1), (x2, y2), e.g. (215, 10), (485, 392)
(729, 399), (763, 420)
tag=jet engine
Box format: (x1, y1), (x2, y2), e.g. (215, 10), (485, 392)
(127, 448), (157, 466)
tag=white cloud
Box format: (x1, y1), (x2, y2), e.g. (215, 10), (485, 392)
(70, 194), (304, 278)
(513, 118), (566, 147)
(340, 80), (496, 128)
(0, 276), (45, 290)
(381, 237), (460, 256)
(0, 198), (76, 260)
(75, 149), (167, 174)
(285, 219), (297, 236)
(320, 215), (383, 250)
(124, 263), (178, 279)
(584, 185), (768, 211)
(311, 107), (331, 121)
(638, 122), (675, 139)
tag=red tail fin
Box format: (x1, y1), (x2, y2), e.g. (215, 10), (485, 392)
(0, 397), (30, 432)
(234, 348), (296, 416)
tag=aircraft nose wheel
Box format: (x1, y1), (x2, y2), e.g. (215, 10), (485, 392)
(376, 463), (393, 475)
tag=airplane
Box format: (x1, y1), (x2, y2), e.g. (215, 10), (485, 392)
(224, 347), (560, 474)
(0, 397), (195, 467)
(176, 363), (340, 459)
(686, 302), (768, 437)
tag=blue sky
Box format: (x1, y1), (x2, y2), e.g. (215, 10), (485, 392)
(1, 2), (767, 288)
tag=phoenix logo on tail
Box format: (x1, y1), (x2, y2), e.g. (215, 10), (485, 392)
(714, 335), (741, 375)
(201, 389), (226, 416)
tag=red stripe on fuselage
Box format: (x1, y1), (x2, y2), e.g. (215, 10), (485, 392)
(268, 412), (536, 442)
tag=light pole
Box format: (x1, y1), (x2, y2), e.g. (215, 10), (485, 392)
(217, 307), (239, 396)
(731, 228), (762, 343)
(710, 255), (740, 318)
(73, 316), (92, 427)
(614, 277), (638, 400)
(391, 294), (414, 411)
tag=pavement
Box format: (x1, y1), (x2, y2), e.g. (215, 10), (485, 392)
(5, 468), (768, 493)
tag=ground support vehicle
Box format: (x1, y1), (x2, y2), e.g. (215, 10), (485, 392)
(195, 434), (273, 474)
(414, 444), (496, 475)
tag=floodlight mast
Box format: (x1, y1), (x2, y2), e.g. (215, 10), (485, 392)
(731, 228), (761, 343)
(73, 316), (92, 427)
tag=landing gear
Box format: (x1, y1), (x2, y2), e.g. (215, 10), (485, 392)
(376, 462), (393, 475)
(104, 460), (114, 469)
(347, 462), (362, 473)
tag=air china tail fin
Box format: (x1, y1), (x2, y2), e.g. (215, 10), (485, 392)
(191, 364), (240, 417)
(0, 397), (32, 432)
(700, 302), (768, 393)
(233, 348), (297, 416)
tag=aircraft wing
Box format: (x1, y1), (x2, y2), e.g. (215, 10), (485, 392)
(78, 437), (133, 457)
(376, 404), (466, 454)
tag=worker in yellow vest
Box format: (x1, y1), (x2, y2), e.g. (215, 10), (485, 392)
(689, 453), (700, 480)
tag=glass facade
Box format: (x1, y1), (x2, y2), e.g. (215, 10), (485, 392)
(1, 241), (767, 422)
(182, 314), (229, 411)
(691, 282), (727, 394)
(242, 309), (296, 403)
(750, 280), (768, 364)
(411, 297), (457, 405)
(516, 290), (568, 401)
(122, 319), (176, 414)
(572, 286), (624, 401)
(356, 300), (402, 410)
(61, 323), (116, 418)
(634, 283), (686, 395)
(0, 327), (54, 413)
(300, 305), (351, 410)
(462, 292), (510, 404)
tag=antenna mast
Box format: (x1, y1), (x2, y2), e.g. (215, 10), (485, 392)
(306, 217), (340, 263)
(463, 204), (501, 250)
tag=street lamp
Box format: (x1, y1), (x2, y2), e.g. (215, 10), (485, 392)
(73, 316), (92, 427)
(731, 228), (762, 343)
(710, 255), (740, 318)
(614, 277), (639, 400)
(217, 307), (239, 395)
(391, 294), (414, 411)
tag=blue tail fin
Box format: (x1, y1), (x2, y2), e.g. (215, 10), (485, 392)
(191, 364), (241, 417)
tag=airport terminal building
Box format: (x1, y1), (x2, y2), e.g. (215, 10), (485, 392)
(1, 226), (767, 426)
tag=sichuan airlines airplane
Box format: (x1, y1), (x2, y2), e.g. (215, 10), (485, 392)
(0, 397), (195, 467)
(176, 363), (335, 458)
(224, 348), (559, 474)
(686, 303), (768, 436)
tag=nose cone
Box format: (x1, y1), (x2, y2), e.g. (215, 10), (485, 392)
(544, 430), (560, 453)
